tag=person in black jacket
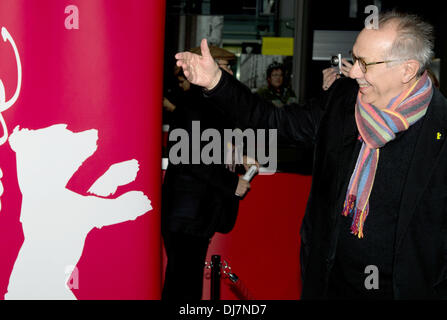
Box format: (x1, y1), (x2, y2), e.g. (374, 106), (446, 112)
(162, 56), (256, 300)
(257, 62), (297, 107)
(175, 11), (447, 299)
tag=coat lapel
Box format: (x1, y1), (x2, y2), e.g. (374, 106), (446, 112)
(336, 91), (359, 203)
(395, 89), (447, 250)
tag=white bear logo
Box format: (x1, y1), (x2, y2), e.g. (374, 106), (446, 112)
(5, 124), (152, 299)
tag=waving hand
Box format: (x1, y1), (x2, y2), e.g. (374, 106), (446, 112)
(175, 39), (222, 90)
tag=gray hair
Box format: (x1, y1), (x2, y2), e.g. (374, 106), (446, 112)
(379, 11), (434, 76)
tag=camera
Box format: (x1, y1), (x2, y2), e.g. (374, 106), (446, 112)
(330, 53), (342, 74)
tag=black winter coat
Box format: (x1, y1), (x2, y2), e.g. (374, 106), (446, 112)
(205, 70), (447, 299)
(162, 85), (240, 239)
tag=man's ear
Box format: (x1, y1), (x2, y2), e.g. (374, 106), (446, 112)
(402, 59), (420, 83)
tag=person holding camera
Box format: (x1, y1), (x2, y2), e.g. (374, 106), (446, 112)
(175, 11), (447, 299)
(322, 58), (353, 91)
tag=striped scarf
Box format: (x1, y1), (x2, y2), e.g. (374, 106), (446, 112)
(341, 71), (433, 238)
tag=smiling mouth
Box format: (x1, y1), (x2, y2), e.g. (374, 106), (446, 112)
(358, 82), (370, 93)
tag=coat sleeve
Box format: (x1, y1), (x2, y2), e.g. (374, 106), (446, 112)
(204, 70), (328, 147)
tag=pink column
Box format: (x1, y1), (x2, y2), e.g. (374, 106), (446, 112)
(0, 0), (164, 299)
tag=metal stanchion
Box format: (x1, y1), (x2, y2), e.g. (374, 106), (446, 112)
(206, 255), (255, 300)
(222, 259), (255, 300)
(210, 255), (221, 300)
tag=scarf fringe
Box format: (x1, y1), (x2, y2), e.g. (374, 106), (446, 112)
(341, 194), (367, 239)
(342, 194), (356, 217)
(350, 207), (367, 239)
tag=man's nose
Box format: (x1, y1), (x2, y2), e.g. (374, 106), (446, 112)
(349, 60), (363, 79)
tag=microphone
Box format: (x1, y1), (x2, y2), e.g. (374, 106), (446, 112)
(242, 165), (258, 182)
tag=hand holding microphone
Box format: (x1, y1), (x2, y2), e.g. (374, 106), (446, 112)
(235, 156), (259, 197)
(242, 165), (258, 182)
(235, 176), (250, 197)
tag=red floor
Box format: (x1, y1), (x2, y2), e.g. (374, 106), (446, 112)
(162, 172), (312, 300)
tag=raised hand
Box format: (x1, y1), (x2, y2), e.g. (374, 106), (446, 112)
(322, 67), (339, 91)
(175, 38), (222, 90)
(322, 59), (353, 91)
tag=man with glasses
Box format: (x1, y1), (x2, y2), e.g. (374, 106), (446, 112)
(175, 11), (447, 299)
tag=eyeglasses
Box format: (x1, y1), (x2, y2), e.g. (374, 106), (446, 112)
(350, 51), (400, 73)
